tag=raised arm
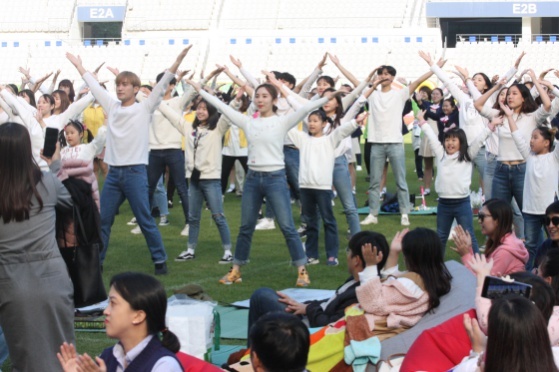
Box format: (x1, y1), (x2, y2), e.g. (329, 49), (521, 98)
(419, 51), (470, 105)
(281, 94), (331, 130)
(341, 69), (376, 111)
(298, 56), (325, 98)
(0, 88), (40, 131)
(527, 69), (552, 112)
(189, 80), (250, 131)
(502, 102), (530, 159)
(409, 52), (446, 94)
(329, 53), (359, 87)
(217, 64), (255, 97)
(58, 93), (95, 127)
(474, 77), (505, 114)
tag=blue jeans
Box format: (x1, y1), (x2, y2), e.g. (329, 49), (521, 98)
(265, 146), (301, 219)
(188, 178), (231, 251)
(523, 213), (545, 270)
(333, 156), (361, 236)
(100, 165), (167, 264)
(153, 176), (168, 216)
(472, 147), (486, 183)
(0, 327), (8, 366)
(234, 169), (306, 267)
(147, 149), (189, 224)
(247, 287), (288, 345)
(437, 197), (479, 258)
(301, 188), (339, 260)
(369, 143), (410, 215)
(485, 154), (524, 238)
(492, 162), (526, 238)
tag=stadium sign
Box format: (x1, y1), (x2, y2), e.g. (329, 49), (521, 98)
(77, 6), (126, 22)
(426, 2), (559, 18)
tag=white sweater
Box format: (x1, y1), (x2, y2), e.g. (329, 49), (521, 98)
(149, 85), (197, 150)
(199, 90), (329, 172)
(82, 71), (173, 166)
(43, 93), (95, 131)
(289, 120), (359, 190)
(366, 87), (410, 143)
(512, 131), (559, 214)
(60, 126), (107, 162)
(0, 91), (48, 171)
(423, 124), (490, 198)
(157, 97), (233, 179)
(480, 106), (550, 161)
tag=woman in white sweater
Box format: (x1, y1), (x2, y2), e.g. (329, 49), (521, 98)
(153, 91), (234, 265)
(187, 79), (335, 286)
(474, 70), (551, 249)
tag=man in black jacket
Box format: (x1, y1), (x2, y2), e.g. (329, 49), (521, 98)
(247, 231), (389, 340)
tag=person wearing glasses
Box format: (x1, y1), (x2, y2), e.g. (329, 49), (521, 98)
(453, 199), (528, 276)
(534, 201), (559, 269)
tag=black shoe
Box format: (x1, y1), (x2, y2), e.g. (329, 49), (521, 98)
(151, 207), (160, 218)
(154, 262), (168, 275)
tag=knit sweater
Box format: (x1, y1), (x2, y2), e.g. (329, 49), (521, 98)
(423, 124), (490, 198)
(82, 71), (173, 166)
(356, 271), (429, 331)
(288, 120), (358, 190)
(199, 90), (328, 172)
(366, 87), (411, 143)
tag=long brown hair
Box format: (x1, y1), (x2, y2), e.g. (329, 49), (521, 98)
(483, 199), (514, 257)
(0, 123), (43, 223)
(53, 89), (70, 114)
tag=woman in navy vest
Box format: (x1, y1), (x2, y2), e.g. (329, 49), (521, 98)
(58, 272), (183, 371)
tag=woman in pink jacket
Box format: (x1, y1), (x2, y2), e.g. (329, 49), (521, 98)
(454, 198), (528, 276)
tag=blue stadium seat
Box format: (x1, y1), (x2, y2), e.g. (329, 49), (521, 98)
(491, 36), (498, 43)
(318, 37), (324, 43)
(289, 38), (296, 43)
(245, 38), (252, 44)
(56, 41), (62, 47)
(330, 37), (336, 43)
(182, 39), (189, 45)
(44, 41), (51, 47)
(84, 40), (91, 46)
(372, 37), (378, 43)
(168, 39), (175, 45)
(124, 40), (131, 46)
(468, 36), (476, 42)
(505, 36), (512, 42)
(275, 38), (281, 44)
(416, 37), (422, 43)
(361, 37), (367, 43)
(139, 40), (145, 45)
(230, 38), (236, 44)
(536, 35), (543, 43)
(550, 36), (557, 43)
(96, 40), (103, 46)
(404, 37), (411, 43)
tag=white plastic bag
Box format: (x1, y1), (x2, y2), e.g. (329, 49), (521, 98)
(166, 294), (217, 360)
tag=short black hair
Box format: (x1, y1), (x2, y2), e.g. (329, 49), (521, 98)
(140, 84), (153, 92)
(347, 231), (389, 275)
(378, 65), (397, 76)
(156, 72), (177, 86)
(546, 201), (559, 216)
(249, 312), (309, 372)
(280, 72), (296, 87)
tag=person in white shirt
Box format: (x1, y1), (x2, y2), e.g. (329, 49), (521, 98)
(289, 110), (364, 266)
(65, 48), (190, 275)
(417, 110), (492, 256)
(187, 79), (337, 287)
(505, 101), (559, 269)
(361, 57), (443, 227)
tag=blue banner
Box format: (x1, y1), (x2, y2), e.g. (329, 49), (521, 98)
(77, 6), (126, 22)
(426, 2), (559, 18)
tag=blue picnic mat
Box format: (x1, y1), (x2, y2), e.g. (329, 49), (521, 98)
(215, 305), (249, 340)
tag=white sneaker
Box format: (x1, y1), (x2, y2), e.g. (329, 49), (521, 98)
(127, 217), (137, 226)
(255, 218), (275, 230)
(130, 226), (142, 234)
(424, 188), (431, 196)
(401, 214), (410, 226)
(159, 216), (169, 226)
(360, 214), (378, 225)
(356, 165), (362, 171)
(180, 224), (189, 236)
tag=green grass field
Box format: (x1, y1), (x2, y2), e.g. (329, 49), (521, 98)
(2, 140), (485, 368)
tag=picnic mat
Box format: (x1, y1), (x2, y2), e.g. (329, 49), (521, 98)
(211, 344), (246, 367)
(357, 206), (437, 215)
(215, 305), (249, 340)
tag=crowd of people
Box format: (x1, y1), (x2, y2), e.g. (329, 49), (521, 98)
(1, 44), (559, 370)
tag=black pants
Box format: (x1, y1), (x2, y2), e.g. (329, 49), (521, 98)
(221, 155), (248, 194)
